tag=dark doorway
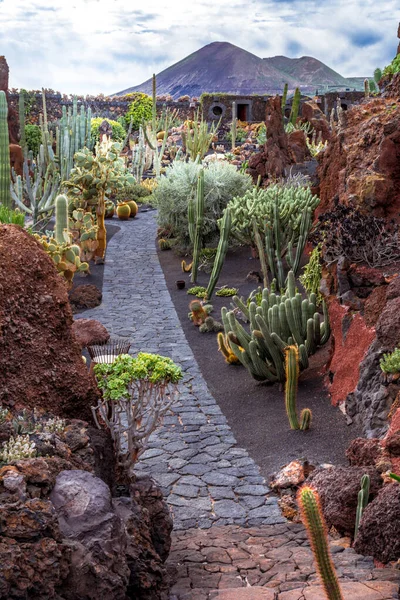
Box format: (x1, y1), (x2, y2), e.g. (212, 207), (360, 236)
(237, 103), (249, 121)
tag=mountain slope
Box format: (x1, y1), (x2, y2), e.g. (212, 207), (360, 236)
(117, 42), (364, 98)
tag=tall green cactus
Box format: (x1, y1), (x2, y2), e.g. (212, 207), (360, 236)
(289, 87), (301, 125)
(285, 345), (311, 430)
(364, 78), (370, 98)
(298, 487), (344, 600)
(0, 91), (11, 208)
(281, 83), (288, 115)
(191, 168), (205, 283)
(354, 474), (370, 538)
(55, 194), (69, 244)
(206, 207), (232, 300)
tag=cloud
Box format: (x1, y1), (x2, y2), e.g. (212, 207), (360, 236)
(1, 0), (398, 93)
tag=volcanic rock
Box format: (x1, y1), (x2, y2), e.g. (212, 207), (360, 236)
(68, 283), (102, 312)
(306, 465), (382, 534)
(71, 318), (109, 348)
(354, 483), (400, 562)
(0, 225), (99, 420)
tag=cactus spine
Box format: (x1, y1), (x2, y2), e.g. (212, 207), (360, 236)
(206, 207), (232, 300)
(55, 194), (69, 244)
(298, 487), (344, 600)
(354, 474), (370, 538)
(289, 88), (301, 125)
(281, 83), (288, 115)
(0, 91), (11, 208)
(191, 168), (205, 283)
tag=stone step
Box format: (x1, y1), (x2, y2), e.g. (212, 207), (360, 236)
(171, 580), (400, 600)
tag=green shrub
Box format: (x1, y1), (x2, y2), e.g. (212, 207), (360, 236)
(380, 348), (400, 374)
(225, 128), (247, 143)
(383, 55), (400, 77)
(0, 205), (25, 226)
(113, 182), (151, 204)
(299, 244), (323, 304)
(125, 93), (153, 130)
(91, 118), (126, 145)
(25, 124), (42, 156)
(152, 160), (252, 247)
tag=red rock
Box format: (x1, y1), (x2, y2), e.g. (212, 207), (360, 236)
(0, 224), (99, 420)
(210, 588), (275, 599)
(71, 318), (109, 348)
(364, 286), (388, 327)
(287, 130), (311, 163)
(376, 297), (400, 351)
(68, 283), (102, 312)
(327, 299), (375, 405)
(346, 438), (384, 466)
(301, 101), (331, 142)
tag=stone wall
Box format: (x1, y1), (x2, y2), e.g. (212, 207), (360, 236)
(8, 91), (195, 126)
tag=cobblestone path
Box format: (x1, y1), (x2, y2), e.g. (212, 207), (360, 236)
(78, 211), (284, 530)
(78, 210), (400, 599)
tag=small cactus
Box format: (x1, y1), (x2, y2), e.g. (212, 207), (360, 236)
(189, 300), (207, 326)
(354, 474), (370, 538)
(182, 260), (193, 273)
(55, 195), (69, 245)
(300, 408), (312, 430)
(217, 332), (240, 364)
(199, 316), (224, 333)
(159, 238), (172, 251)
(298, 486), (344, 600)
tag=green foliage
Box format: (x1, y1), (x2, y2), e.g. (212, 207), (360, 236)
(125, 93), (153, 130)
(289, 88), (301, 125)
(225, 128), (247, 143)
(206, 207), (232, 300)
(0, 205), (25, 225)
(0, 91), (11, 208)
(374, 68), (382, 83)
(94, 353), (182, 401)
(298, 487), (344, 600)
(383, 54), (400, 77)
(256, 123), (267, 145)
(380, 348), (400, 374)
(187, 286), (207, 298)
(216, 287), (238, 297)
(181, 110), (220, 160)
(90, 117), (126, 145)
(113, 182), (151, 204)
(153, 160), (251, 247)
(369, 80), (377, 93)
(25, 124), (42, 156)
(299, 245), (323, 304)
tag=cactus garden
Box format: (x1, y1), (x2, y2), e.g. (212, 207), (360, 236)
(2, 18), (400, 600)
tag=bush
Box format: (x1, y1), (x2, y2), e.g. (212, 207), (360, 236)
(125, 93), (153, 130)
(0, 205), (25, 226)
(381, 348), (400, 374)
(91, 118), (126, 145)
(25, 124), (42, 156)
(383, 55), (400, 77)
(152, 160), (252, 247)
(226, 128), (247, 143)
(113, 182), (151, 204)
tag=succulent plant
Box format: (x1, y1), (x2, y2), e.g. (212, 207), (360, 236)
(354, 474), (370, 538)
(284, 345), (312, 430)
(116, 202), (131, 220)
(0, 91), (11, 208)
(217, 332), (241, 364)
(159, 238), (172, 251)
(34, 232), (89, 288)
(0, 434), (37, 463)
(191, 168), (205, 284)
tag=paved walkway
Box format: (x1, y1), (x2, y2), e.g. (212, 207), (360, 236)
(78, 210), (400, 598)
(78, 210), (284, 530)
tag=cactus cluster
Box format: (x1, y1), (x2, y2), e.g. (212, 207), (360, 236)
(199, 316), (224, 333)
(68, 208), (99, 262)
(220, 271), (330, 382)
(206, 207), (232, 300)
(226, 184), (319, 290)
(298, 487), (344, 600)
(57, 96), (93, 181)
(181, 109), (220, 161)
(34, 232), (89, 287)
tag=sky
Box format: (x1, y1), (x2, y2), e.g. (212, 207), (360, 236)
(1, 0), (399, 95)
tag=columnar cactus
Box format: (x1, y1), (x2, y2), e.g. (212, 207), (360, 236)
(0, 91), (11, 208)
(231, 101), (237, 150)
(191, 168), (205, 283)
(364, 78), (370, 98)
(298, 487), (344, 600)
(55, 194), (69, 244)
(285, 346), (300, 429)
(19, 92), (26, 154)
(281, 83), (288, 115)
(354, 474), (370, 538)
(206, 207), (232, 300)
(289, 87), (301, 125)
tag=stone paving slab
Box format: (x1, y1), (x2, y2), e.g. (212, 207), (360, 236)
(77, 212), (284, 530)
(167, 523), (400, 599)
